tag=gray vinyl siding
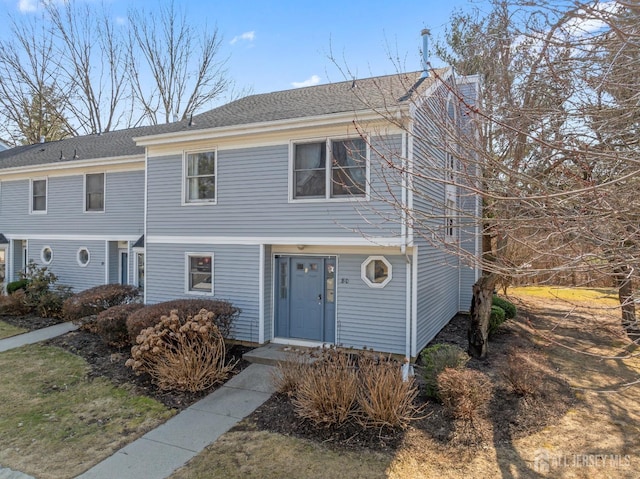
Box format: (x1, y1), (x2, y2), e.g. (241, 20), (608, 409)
(335, 254), (407, 355)
(412, 87), (463, 353)
(456, 78), (480, 311)
(146, 137), (403, 239)
(0, 170), (144, 236)
(144, 242), (260, 343)
(27, 239), (105, 291)
(107, 242), (118, 284)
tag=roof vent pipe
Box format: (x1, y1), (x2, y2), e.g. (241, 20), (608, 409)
(421, 28), (430, 78)
(39, 135), (45, 144)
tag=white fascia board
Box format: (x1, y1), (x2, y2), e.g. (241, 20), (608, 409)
(0, 155), (144, 178)
(4, 234), (141, 242)
(147, 235), (406, 247)
(133, 108), (407, 147)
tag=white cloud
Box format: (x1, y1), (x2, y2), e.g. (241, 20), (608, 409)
(18, 0), (38, 13)
(115, 16), (127, 26)
(291, 75), (321, 88)
(230, 31), (255, 45)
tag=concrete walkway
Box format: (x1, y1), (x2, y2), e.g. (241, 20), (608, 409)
(0, 322), (78, 352)
(77, 363), (275, 479)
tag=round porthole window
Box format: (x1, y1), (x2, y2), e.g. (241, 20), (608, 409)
(41, 246), (53, 265)
(77, 247), (90, 267)
(361, 256), (392, 288)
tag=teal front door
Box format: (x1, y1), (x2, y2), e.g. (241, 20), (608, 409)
(275, 256), (336, 342)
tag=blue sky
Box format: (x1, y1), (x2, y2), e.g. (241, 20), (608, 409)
(0, 0), (489, 96)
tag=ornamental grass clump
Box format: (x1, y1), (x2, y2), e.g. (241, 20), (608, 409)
(126, 308), (236, 392)
(286, 347), (421, 430)
(291, 348), (359, 428)
(356, 355), (420, 429)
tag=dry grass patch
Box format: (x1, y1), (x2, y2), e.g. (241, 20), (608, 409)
(0, 320), (27, 339)
(169, 426), (392, 479)
(0, 344), (174, 479)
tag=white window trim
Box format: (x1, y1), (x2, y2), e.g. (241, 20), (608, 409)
(184, 252), (214, 295)
(182, 149), (218, 206)
(445, 189), (457, 242)
(29, 177), (48, 214)
(84, 172), (106, 213)
(289, 136), (370, 203)
(41, 245), (53, 265)
(361, 255), (392, 288)
(77, 247), (91, 267)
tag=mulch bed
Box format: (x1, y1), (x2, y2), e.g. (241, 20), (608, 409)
(2, 311), (574, 454)
(0, 314), (65, 331)
(243, 313), (574, 453)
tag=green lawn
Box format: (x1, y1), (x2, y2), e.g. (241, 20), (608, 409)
(0, 344), (174, 479)
(0, 320), (27, 339)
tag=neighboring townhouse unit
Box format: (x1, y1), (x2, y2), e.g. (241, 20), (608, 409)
(0, 68), (480, 358)
(0, 127), (162, 292)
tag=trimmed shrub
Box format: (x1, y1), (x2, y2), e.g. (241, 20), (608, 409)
(126, 309), (236, 392)
(420, 343), (469, 398)
(503, 348), (543, 396)
(356, 355), (420, 429)
(0, 290), (31, 316)
(62, 284), (140, 322)
(126, 299), (239, 343)
(489, 305), (506, 336)
(36, 286), (74, 319)
(291, 348), (359, 428)
(437, 367), (492, 420)
(6, 279), (29, 295)
(95, 303), (145, 348)
(2, 262), (72, 318)
(492, 296), (517, 319)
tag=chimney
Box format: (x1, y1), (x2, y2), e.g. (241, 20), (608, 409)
(421, 28), (430, 78)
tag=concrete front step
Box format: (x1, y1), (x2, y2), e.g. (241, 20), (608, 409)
(242, 343), (317, 366)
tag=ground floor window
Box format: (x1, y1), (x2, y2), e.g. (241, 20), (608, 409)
(361, 256), (392, 288)
(186, 253), (213, 294)
(0, 249), (5, 286)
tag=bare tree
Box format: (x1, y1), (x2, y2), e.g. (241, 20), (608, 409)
(127, 0), (229, 124)
(0, 14), (74, 144)
(0, 0), (231, 142)
(338, 0), (640, 357)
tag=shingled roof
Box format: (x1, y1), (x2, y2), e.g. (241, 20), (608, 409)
(0, 69), (448, 170)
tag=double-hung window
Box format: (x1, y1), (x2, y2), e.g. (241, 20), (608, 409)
(185, 151), (216, 204)
(293, 138), (367, 200)
(85, 173), (105, 212)
(186, 253), (213, 294)
(31, 178), (47, 213)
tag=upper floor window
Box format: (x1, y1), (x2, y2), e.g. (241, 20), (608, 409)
(85, 173), (105, 212)
(31, 178), (47, 213)
(185, 150), (216, 204)
(293, 138), (367, 200)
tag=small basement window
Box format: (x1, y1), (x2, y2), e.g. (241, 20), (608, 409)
(41, 246), (53, 265)
(361, 256), (392, 288)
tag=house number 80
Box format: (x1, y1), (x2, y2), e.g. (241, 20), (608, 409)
(340, 278), (349, 284)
